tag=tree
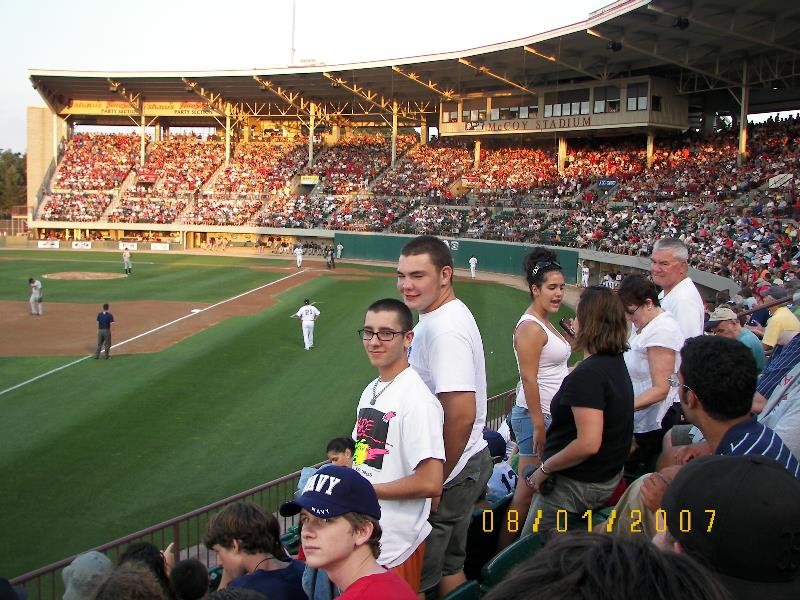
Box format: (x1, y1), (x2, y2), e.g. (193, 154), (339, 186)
(0, 150), (26, 217)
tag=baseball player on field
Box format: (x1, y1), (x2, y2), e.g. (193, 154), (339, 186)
(122, 249), (132, 275)
(294, 245), (304, 269)
(28, 277), (43, 315)
(292, 298), (320, 350)
(468, 255), (478, 279)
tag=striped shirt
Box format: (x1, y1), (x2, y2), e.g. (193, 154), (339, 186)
(758, 334), (800, 399)
(716, 418), (800, 479)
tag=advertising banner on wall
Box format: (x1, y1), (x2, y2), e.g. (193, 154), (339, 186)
(119, 242), (138, 250)
(37, 240), (59, 248)
(71, 241), (92, 249)
(150, 243), (170, 251)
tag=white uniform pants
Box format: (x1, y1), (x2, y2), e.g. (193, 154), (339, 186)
(296, 255), (303, 267)
(302, 321), (315, 349)
(470, 265), (476, 278)
(582, 275), (589, 287)
(29, 293), (42, 315)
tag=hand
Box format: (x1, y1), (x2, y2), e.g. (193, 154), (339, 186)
(430, 494), (441, 513)
(532, 424), (547, 457)
(641, 466), (680, 512)
(525, 466), (549, 493)
(162, 542), (175, 576)
(673, 442), (710, 465)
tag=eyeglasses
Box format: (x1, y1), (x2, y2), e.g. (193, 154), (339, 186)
(667, 373), (690, 392)
(625, 305), (641, 316)
(358, 329), (407, 341)
(531, 261), (562, 278)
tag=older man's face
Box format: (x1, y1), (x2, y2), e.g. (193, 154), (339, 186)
(651, 249), (686, 291)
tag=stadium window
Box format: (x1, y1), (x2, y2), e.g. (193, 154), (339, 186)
(594, 86), (620, 114)
(544, 105), (553, 118)
(450, 110), (458, 122)
(442, 102), (458, 123)
(580, 101), (590, 115)
(530, 103), (539, 117)
(553, 103), (562, 117)
(490, 108), (500, 120)
(519, 106), (528, 119)
(627, 83), (648, 111)
(652, 95), (662, 112)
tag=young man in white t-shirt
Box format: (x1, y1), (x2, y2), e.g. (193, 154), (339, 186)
(396, 235), (493, 598)
(292, 298), (320, 350)
(352, 298), (445, 593)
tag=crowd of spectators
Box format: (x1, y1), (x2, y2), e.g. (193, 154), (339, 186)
(372, 138), (472, 199)
(256, 195), (410, 231)
(108, 199), (187, 224)
(214, 138), (308, 195)
(52, 133), (139, 191)
(135, 134), (224, 194)
(310, 134), (416, 195)
(390, 204), (468, 235)
(40, 192), (114, 222)
(186, 198), (264, 226)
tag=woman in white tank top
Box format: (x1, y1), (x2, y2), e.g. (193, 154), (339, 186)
(498, 248), (571, 550)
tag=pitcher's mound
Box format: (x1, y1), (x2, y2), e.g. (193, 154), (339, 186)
(44, 272), (127, 280)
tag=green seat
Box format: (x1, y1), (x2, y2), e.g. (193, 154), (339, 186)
(280, 523), (301, 556)
(480, 532), (545, 590)
(441, 580), (482, 600)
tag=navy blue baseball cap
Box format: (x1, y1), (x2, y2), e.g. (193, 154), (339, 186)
(280, 465), (381, 520)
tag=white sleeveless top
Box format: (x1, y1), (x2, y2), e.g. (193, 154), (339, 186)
(513, 313), (570, 415)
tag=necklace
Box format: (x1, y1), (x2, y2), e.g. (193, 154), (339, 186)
(251, 555), (273, 573)
(371, 376), (397, 405)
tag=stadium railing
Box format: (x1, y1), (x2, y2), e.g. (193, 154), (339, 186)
(11, 389), (514, 599)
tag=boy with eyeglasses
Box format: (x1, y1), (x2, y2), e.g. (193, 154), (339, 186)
(352, 298), (445, 593)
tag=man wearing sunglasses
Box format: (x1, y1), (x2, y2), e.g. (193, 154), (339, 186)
(351, 298), (445, 593)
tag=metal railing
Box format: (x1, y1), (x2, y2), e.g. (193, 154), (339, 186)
(11, 390), (514, 599)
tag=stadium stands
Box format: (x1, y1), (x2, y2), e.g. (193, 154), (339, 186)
(40, 192), (114, 222)
(214, 137), (308, 195)
(134, 134), (224, 194)
(52, 133), (139, 191)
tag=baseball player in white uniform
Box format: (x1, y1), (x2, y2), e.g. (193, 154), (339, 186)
(294, 246), (304, 268)
(336, 242), (344, 259)
(581, 264), (589, 287)
(468, 255), (478, 279)
(293, 298), (320, 349)
(28, 277), (43, 315)
(122, 249), (132, 275)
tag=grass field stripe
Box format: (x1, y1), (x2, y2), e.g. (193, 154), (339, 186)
(0, 270), (305, 397)
(0, 356), (93, 397)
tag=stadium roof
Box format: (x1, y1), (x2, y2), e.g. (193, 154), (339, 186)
(29, 0), (800, 124)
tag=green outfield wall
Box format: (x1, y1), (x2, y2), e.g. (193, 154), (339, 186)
(333, 232), (579, 283)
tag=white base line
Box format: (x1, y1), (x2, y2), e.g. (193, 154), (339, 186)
(0, 270), (306, 397)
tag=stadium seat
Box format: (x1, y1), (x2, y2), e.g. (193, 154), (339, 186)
(480, 532), (545, 591)
(440, 580), (482, 600)
(280, 523), (301, 556)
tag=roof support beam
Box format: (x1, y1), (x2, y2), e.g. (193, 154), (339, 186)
(523, 46), (604, 80)
(107, 79), (143, 113)
(322, 73), (417, 121)
(586, 28), (740, 87)
(391, 66), (455, 100)
(647, 3), (800, 58)
(457, 58), (537, 95)
(30, 80), (65, 115)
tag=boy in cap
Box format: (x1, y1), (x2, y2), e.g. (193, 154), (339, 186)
(656, 454), (800, 600)
(280, 465), (417, 600)
(62, 551), (112, 600)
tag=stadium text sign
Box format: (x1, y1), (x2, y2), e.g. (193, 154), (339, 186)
(459, 116), (593, 134)
(61, 101), (217, 117)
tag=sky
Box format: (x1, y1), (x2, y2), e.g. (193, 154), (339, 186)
(1, 0), (609, 153)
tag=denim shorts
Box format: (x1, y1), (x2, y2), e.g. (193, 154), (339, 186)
(510, 404), (552, 457)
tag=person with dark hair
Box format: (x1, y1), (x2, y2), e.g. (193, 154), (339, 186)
(483, 532), (732, 600)
(95, 303), (115, 360)
(650, 238), (704, 339)
(170, 558), (209, 600)
(95, 563), (169, 600)
(607, 335), (799, 540)
(618, 275), (684, 464)
(396, 235), (492, 597)
(351, 297), (444, 592)
(325, 438), (356, 468)
(280, 465), (417, 600)
(657, 454), (800, 600)
(203, 502), (305, 599)
(522, 286), (634, 536)
(118, 541), (173, 599)
(499, 247), (570, 550)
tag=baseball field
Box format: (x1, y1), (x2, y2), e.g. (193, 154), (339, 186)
(0, 248), (575, 577)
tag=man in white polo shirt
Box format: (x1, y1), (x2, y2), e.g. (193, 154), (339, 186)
(397, 235), (492, 598)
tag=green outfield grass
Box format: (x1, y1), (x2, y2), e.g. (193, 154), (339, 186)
(0, 250), (572, 577)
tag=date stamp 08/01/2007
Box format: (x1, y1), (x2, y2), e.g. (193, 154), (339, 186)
(480, 508), (716, 534)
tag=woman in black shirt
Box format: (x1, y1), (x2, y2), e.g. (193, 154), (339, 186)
(522, 286), (634, 536)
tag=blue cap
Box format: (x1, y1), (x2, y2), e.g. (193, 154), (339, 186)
(280, 465), (381, 520)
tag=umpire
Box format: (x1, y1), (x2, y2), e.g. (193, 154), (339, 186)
(94, 303), (115, 360)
